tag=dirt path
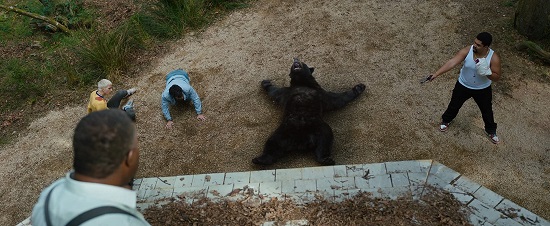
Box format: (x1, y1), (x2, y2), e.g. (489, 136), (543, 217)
(1, 0), (549, 225)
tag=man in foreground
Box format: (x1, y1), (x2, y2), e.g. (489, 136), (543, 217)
(31, 110), (150, 225)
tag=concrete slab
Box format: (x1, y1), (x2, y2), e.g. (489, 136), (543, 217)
(19, 160), (550, 226)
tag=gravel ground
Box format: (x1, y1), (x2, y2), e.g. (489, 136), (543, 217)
(0, 0), (549, 225)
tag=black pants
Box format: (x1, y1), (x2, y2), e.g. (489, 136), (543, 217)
(442, 82), (497, 134)
(107, 90), (136, 121)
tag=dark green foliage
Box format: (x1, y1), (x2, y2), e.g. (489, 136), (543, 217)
(41, 0), (54, 16)
(40, 0), (92, 28)
(136, 0), (248, 39)
(79, 23), (145, 81)
(0, 2), (37, 39)
(208, 0), (250, 10)
(0, 59), (44, 110)
(138, 0), (208, 39)
(133, 12), (180, 39)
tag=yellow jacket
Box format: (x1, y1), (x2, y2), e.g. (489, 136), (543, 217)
(87, 90), (108, 113)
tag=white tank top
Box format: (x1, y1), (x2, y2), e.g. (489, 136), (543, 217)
(458, 45), (494, 90)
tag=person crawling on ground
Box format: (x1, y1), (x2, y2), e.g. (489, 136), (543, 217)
(161, 69), (206, 129)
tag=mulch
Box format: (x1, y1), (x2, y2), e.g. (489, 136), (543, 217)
(143, 186), (473, 225)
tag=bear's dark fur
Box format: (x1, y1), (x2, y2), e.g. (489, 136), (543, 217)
(253, 58), (366, 166)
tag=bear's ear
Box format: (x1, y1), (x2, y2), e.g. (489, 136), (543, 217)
(309, 67), (315, 73)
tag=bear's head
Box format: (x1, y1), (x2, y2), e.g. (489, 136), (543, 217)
(289, 58), (321, 89)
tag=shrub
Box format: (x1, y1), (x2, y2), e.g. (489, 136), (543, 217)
(208, 0), (250, 10)
(138, 0), (208, 39)
(78, 24), (144, 82)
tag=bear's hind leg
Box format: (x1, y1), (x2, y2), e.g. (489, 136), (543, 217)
(252, 154), (277, 165)
(253, 134), (286, 165)
(313, 124), (335, 165)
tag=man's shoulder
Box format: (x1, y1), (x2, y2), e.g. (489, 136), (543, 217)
(461, 45), (472, 52)
(454, 46), (471, 59)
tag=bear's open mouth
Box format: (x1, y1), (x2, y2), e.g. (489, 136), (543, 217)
(292, 58), (302, 71)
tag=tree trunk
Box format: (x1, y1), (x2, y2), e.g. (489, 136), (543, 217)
(514, 0), (550, 40)
(0, 4), (70, 34)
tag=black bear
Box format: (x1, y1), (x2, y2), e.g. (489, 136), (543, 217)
(253, 58), (366, 166)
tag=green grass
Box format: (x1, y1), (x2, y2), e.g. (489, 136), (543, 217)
(135, 0), (250, 40)
(138, 0), (208, 39)
(0, 58), (45, 110)
(0, 5), (35, 40)
(209, 0), (250, 10)
(79, 24), (145, 82)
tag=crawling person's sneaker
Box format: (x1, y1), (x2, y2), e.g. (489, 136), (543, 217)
(123, 99), (134, 111)
(125, 88), (137, 97)
(486, 132), (500, 144)
(439, 122), (449, 132)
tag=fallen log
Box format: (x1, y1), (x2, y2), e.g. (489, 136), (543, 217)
(515, 40), (550, 63)
(0, 4), (70, 34)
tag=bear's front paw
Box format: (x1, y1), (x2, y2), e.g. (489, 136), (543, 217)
(261, 80), (272, 89)
(353, 83), (366, 95)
